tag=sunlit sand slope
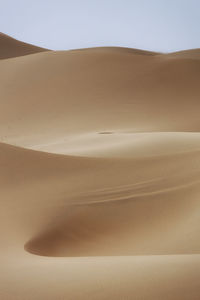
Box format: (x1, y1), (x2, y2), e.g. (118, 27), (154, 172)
(0, 47), (200, 149)
(0, 35), (200, 299)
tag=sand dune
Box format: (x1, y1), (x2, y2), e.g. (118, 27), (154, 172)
(0, 34), (200, 299)
(0, 32), (48, 59)
(0, 45), (200, 150)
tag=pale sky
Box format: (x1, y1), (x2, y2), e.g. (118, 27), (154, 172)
(0, 0), (200, 52)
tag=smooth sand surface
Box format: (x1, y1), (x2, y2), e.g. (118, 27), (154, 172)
(0, 32), (48, 59)
(0, 34), (200, 299)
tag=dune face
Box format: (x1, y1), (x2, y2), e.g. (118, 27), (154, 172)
(0, 46), (200, 151)
(0, 35), (200, 300)
(0, 33), (48, 59)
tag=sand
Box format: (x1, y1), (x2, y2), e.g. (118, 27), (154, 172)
(0, 33), (48, 59)
(0, 33), (200, 299)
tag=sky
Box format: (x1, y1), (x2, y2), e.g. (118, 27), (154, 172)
(0, 0), (200, 52)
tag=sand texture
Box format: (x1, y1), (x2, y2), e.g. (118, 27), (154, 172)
(0, 34), (200, 299)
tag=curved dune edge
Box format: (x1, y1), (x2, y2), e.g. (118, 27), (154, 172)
(1, 141), (199, 258)
(1, 141), (200, 258)
(1, 35), (200, 299)
(29, 131), (200, 157)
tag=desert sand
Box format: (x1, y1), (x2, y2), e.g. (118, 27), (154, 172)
(0, 32), (200, 299)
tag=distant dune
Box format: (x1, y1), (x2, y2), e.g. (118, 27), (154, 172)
(0, 34), (200, 300)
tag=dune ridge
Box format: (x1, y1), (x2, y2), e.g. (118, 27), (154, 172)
(0, 34), (200, 299)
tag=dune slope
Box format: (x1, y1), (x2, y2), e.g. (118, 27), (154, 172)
(0, 32), (48, 59)
(0, 35), (200, 299)
(0, 47), (200, 150)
